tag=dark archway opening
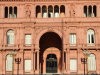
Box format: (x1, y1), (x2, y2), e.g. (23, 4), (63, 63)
(46, 54), (57, 73)
(36, 6), (41, 18)
(39, 32), (62, 73)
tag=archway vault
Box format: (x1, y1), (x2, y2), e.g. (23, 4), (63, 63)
(35, 28), (62, 45)
(39, 32), (62, 73)
(39, 32), (62, 51)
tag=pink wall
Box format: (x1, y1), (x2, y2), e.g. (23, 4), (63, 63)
(0, 0), (99, 74)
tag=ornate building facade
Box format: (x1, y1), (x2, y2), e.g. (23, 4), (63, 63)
(0, 0), (99, 74)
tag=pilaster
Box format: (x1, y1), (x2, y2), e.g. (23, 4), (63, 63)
(67, 49), (70, 73)
(35, 44), (40, 74)
(2, 51), (5, 74)
(77, 49), (81, 73)
(0, 51), (2, 74)
(96, 50), (99, 74)
(31, 49), (34, 74)
(33, 51), (35, 72)
(19, 49), (24, 74)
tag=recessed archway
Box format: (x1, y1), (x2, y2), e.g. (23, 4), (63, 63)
(39, 32), (62, 73)
(39, 32), (62, 50)
(46, 54), (57, 73)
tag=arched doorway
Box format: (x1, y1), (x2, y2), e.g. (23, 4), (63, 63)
(46, 54), (57, 73)
(39, 32), (62, 73)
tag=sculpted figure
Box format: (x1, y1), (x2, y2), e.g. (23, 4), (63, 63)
(69, 7), (75, 17)
(26, 7), (31, 17)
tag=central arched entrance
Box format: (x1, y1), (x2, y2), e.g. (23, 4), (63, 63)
(39, 32), (62, 74)
(46, 54), (57, 73)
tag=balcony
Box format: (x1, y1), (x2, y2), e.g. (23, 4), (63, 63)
(22, 44), (34, 49)
(67, 43), (100, 49)
(0, 43), (99, 50)
(0, 44), (19, 50)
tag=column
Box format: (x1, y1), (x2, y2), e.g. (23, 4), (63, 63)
(0, 51), (2, 74)
(53, 6), (54, 18)
(33, 51), (35, 71)
(62, 51), (64, 73)
(95, 27), (98, 46)
(43, 57), (46, 73)
(35, 44), (40, 74)
(59, 6), (60, 17)
(4, 29), (6, 46)
(67, 49), (70, 73)
(41, 7), (42, 18)
(37, 51), (39, 70)
(35, 50), (39, 74)
(31, 49), (34, 74)
(66, 51), (67, 71)
(87, 6), (88, 17)
(77, 49), (81, 73)
(14, 50), (18, 74)
(12, 7), (14, 18)
(19, 50), (24, 74)
(2, 51), (5, 74)
(96, 50), (99, 74)
(47, 7), (48, 18)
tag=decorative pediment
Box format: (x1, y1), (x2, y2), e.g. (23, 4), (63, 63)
(4, 27), (17, 35)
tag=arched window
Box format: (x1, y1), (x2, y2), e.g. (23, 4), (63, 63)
(60, 5), (65, 17)
(4, 6), (17, 18)
(42, 5), (47, 18)
(6, 54), (13, 71)
(87, 29), (95, 44)
(88, 54), (96, 70)
(54, 5), (59, 18)
(9, 7), (13, 18)
(5, 7), (8, 18)
(84, 6), (87, 17)
(88, 6), (92, 17)
(93, 5), (97, 17)
(14, 7), (17, 18)
(36, 5), (41, 18)
(48, 5), (53, 18)
(7, 30), (14, 44)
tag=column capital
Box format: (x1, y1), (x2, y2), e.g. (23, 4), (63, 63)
(66, 50), (70, 53)
(36, 50), (40, 52)
(77, 49), (80, 53)
(34, 44), (40, 49)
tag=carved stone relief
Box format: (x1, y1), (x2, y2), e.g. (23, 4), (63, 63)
(69, 4), (75, 17)
(26, 5), (31, 18)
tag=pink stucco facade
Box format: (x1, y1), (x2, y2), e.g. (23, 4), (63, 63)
(0, 0), (100, 74)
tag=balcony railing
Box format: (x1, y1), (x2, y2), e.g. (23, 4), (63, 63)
(0, 43), (99, 50)
(23, 44), (34, 47)
(5, 44), (18, 47)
